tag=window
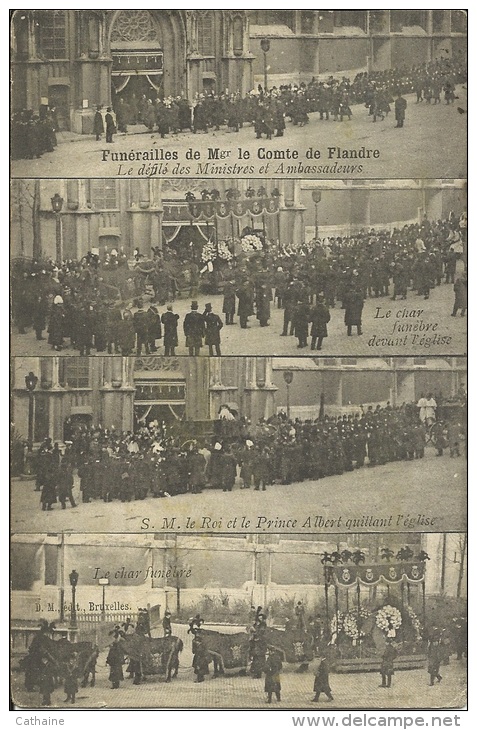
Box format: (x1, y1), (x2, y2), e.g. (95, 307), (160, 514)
(251, 11), (295, 31)
(390, 10), (426, 33)
(301, 12), (315, 35)
(197, 11), (214, 56)
(334, 11), (367, 32)
(370, 10), (388, 34)
(59, 358), (91, 389)
(37, 10), (67, 59)
(232, 16), (244, 55)
(451, 10), (467, 33)
(432, 10), (446, 33)
(91, 180), (117, 210)
(221, 359), (237, 388)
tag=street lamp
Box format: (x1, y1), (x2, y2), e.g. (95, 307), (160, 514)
(312, 190), (322, 240)
(283, 370), (294, 420)
(98, 577), (110, 622)
(69, 569), (79, 628)
(25, 371), (38, 452)
(51, 192), (64, 264)
(260, 38), (271, 92)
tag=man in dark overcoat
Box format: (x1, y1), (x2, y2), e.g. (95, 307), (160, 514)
(380, 641), (398, 688)
(395, 92), (407, 128)
(236, 281), (254, 329)
(312, 655), (334, 702)
(183, 301), (205, 356)
(161, 305), (179, 356)
(343, 289), (364, 336)
(93, 106), (104, 141)
(203, 303), (223, 356)
(309, 295), (331, 350)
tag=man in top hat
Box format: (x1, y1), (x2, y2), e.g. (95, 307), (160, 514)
(183, 301), (205, 356)
(161, 305), (179, 356)
(203, 303), (223, 356)
(93, 106), (104, 141)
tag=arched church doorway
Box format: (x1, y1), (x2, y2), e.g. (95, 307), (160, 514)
(109, 10), (186, 107)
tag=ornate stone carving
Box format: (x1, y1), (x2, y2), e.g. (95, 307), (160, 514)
(134, 357), (181, 372)
(110, 10), (159, 43)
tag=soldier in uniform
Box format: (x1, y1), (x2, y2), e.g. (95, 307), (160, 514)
(203, 303), (223, 356)
(183, 301), (205, 356)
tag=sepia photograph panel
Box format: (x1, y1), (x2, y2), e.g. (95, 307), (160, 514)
(11, 178), (467, 357)
(10, 10), (467, 179)
(10, 356), (467, 535)
(10, 531), (467, 709)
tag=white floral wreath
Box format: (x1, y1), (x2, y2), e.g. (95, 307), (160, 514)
(375, 605), (402, 633)
(241, 234), (263, 253)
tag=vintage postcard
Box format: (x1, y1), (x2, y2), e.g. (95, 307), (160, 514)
(10, 9), (467, 714)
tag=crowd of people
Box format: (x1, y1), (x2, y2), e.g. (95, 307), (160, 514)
(21, 605), (467, 706)
(11, 107), (59, 160)
(11, 55), (466, 157)
(12, 210), (467, 355)
(31, 397), (464, 511)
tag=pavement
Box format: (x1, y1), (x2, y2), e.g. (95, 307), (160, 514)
(11, 620), (467, 709)
(11, 281), (467, 357)
(11, 449), (467, 534)
(10, 88), (467, 179)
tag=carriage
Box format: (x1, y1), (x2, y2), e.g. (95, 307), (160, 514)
(428, 401), (466, 446)
(123, 633), (184, 683)
(197, 625), (315, 676)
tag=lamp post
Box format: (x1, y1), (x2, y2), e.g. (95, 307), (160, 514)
(312, 190), (322, 240)
(260, 38), (271, 92)
(283, 370), (293, 419)
(51, 192), (64, 264)
(25, 371), (38, 452)
(69, 569), (79, 629)
(99, 577), (110, 621)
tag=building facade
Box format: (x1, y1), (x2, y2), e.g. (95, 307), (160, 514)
(11, 11), (467, 133)
(11, 356), (465, 447)
(11, 356), (277, 446)
(11, 531), (464, 626)
(11, 179), (466, 262)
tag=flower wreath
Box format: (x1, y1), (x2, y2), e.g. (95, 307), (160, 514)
(241, 234), (263, 253)
(375, 605), (402, 633)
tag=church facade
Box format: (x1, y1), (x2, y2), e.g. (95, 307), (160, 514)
(11, 10), (466, 133)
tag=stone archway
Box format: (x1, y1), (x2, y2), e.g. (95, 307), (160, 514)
(108, 10), (186, 102)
